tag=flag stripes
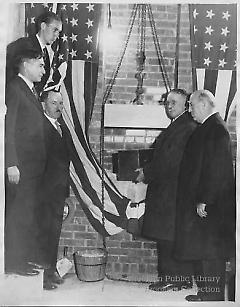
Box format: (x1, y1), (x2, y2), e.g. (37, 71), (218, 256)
(225, 70), (236, 121)
(190, 4), (237, 121)
(196, 68), (235, 119)
(61, 70), (131, 235)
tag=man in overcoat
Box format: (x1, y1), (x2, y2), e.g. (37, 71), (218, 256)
(174, 89), (236, 301)
(5, 49), (46, 275)
(136, 89), (197, 291)
(6, 11), (62, 94)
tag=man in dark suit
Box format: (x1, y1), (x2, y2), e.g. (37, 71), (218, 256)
(38, 90), (72, 290)
(5, 49), (46, 276)
(136, 89), (197, 291)
(174, 89), (236, 301)
(6, 11), (62, 94)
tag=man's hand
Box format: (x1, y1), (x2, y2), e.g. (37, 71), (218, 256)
(197, 203), (207, 218)
(7, 166), (20, 184)
(135, 168), (145, 183)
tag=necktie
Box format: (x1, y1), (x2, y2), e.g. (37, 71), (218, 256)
(43, 47), (50, 72)
(32, 86), (38, 99)
(55, 120), (62, 137)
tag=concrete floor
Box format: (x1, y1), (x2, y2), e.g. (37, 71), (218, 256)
(0, 272), (234, 306)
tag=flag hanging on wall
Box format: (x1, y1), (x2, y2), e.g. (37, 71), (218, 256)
(25, 3), (143, 237)
(189, 4), (237, 121)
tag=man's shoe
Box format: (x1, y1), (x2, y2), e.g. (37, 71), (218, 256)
(186, 293), (225, 302)
(149, 281), (179, 291)
(43, 280), (58, 290)
(149, 280), (192, 292)
(49, 272), (64, 285)
(6, 267), (40, 277)
(175, 280), (193, 290)
(185, 295), (203, 302)
(28, 261), (50, 270)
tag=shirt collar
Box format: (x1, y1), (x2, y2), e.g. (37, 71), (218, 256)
(172, 111), (186, 122)
(44, 112), (57, 125)
(18, 73), (34, 90)
(201, 112), (217, 124)
(36, 34), (46, 51)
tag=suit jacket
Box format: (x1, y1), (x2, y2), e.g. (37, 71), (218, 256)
(5, 76), (46, 180)
(36, 116), (72, 266)
(42, 116), (72, 206)
(6, 35), (50, 94)
(174, 113), (236, 260)
(141, 112), (197, 241)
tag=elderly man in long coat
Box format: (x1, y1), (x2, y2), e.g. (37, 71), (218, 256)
(136, 89), (197, 291)
(174, 89), (236, 301)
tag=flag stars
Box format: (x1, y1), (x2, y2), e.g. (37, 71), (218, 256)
(70, 17), (78, 27)
(86, 19), (93, 28)
(71, 3), (79, 11)
(58, 54), (64, 61)
(221, 27), (230, 37)
(218, 59), (227, 68)
(194, 25), (198, 33)
(220, 42), (228, 52)
(206, 9), (215, 19)
(70, 33), (78, 42)
(70, 49), (77, 58)
(31, 17), (35, 24)
(204, 41), (213, 51)
(65, 18), (69, 24)
(205, 25), (214, 35)
(193, 8), (199, 19)
(86, 3), (94, 12)
(61, 33), (68, 42)
(61, 4), (67, 10)
(84, 50), (92, 59)
(222, 11), (231, 20)
(42, 3), (49, 8)
(204, 57), (212, 66)
(85, 35), (93, 44)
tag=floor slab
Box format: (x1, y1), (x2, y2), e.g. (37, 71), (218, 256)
(0, 273), (234, 306)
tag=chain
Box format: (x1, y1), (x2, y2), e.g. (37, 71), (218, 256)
(102, 4), (138, 104)
(134, 4), (146, 104)
(147, 4), (172, 91)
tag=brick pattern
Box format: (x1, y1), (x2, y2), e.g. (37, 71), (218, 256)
(59, 4), (237, 278)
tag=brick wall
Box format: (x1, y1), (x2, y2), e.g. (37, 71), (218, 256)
(59, 3), (237, 278)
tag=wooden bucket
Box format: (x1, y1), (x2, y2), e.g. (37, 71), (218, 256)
(73, 248), (107, 282)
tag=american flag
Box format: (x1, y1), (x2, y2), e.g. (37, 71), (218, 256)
(25, 3), (142, 236)
(189, 4), (237, 120)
